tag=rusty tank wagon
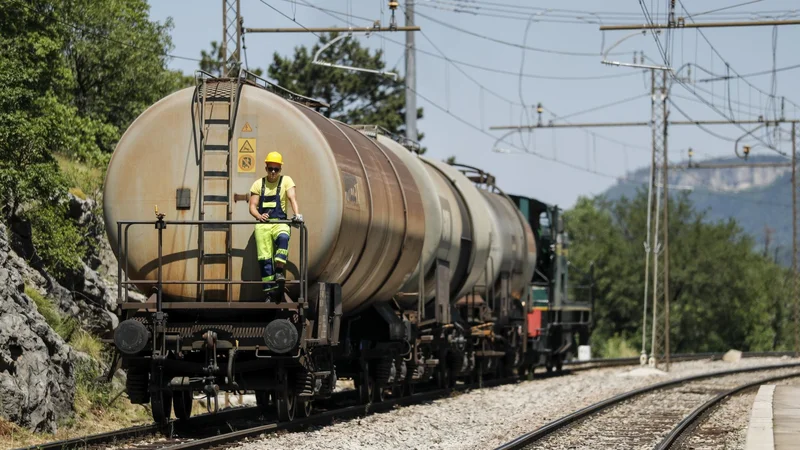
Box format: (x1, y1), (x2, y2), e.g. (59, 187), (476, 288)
(106, 70), (593, 424)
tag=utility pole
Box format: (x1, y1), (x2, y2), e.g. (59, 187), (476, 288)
(404, 0), (418, 143)
(490, 114), (800, 367)
(222, 0), (242, 77)
(649, 69), (670, 371)
(794, 123), (798, 354)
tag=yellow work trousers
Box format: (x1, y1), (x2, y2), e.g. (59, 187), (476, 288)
(255, 222), (291, 291)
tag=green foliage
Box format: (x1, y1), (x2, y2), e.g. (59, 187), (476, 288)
(266, 32), (425, 151)
(597, 333), (639, 358)
(565, 189), (791, 354)
(200, 40), (263, 78)
(1, 0), (190, 279)
(23, 202), (86, 280)
(56, 154), (105, 199)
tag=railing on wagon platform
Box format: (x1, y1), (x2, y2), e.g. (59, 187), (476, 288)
(115, 215), (308, 313)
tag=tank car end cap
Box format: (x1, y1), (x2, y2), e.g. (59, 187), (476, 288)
(114, 319), (150, 355)
(264, 319), (299, 354)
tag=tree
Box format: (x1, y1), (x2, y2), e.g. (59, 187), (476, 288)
(564, 189), (790, 356)
(200, 41), (263, 78)
(267, 32), (425, 151)
(58, 0), (192, 160)
(0, 0), (192, 278)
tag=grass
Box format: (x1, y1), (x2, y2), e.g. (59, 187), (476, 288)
(54, 153), (105, 199)
(25, 286), (78, 341)
(598, 334), (640, 359)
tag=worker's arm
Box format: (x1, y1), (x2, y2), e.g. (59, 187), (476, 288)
(249, 194), (269, 221)
(287, 186), (300, 216)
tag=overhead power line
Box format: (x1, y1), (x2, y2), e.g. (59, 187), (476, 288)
(413, 9), (629, 57)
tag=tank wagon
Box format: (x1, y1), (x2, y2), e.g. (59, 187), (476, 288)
(106, 71), (593, 424)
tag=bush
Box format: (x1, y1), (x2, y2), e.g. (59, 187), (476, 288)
(22, 203), (85, 281)
(598, 333), (640, 359)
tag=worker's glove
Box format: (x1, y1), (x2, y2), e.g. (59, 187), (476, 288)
(292, 214), (304, 223)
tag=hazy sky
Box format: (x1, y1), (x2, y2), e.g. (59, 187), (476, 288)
(147, 0), (800, 208)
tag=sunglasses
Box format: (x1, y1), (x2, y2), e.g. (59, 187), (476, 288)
(266, 166), (281, 173)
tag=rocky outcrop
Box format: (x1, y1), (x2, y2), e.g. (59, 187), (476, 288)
(0, 223), (77, 433)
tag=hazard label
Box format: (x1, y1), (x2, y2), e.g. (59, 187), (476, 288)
(238, 154), (256, 173)
(241, 122), (253, 132)
(238, 138), (255, 154)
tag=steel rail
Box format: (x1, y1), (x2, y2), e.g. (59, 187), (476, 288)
(21, 352), (797, 450)
(15, 406), (262, 450)
(493, 362), (800, 450)
(161, 375), (518, 450)
(656, 371), (800, 449)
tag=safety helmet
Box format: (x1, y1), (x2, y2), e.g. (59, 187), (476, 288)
(265, 151), (283, 165)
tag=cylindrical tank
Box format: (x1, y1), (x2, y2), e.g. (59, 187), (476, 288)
(369, 134), (443, 306)
(104, 81), (425, 314)
(478, 191), (538, 300)
(420, 158), (493, 300)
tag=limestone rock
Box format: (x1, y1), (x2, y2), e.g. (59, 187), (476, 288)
(0, 224), (77, 432)
(723, 349), (743, 363)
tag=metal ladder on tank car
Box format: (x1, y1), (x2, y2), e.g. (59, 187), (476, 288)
(194, 73), (242, 302)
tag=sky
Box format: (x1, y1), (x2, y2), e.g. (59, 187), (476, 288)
(147, 0), (800, 209)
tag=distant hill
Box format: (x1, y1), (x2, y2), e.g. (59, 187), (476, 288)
(602, 154), (793, 266)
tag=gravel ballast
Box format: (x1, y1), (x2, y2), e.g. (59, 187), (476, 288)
(675, 377), (800, 450)
(231, 356), (800, 450)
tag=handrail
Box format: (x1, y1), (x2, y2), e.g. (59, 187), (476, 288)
(116, 219), (308, 310)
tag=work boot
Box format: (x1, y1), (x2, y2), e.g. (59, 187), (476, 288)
(275, 272), (285, 299)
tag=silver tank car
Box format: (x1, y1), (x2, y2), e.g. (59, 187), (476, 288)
(103, 81), (536, 313)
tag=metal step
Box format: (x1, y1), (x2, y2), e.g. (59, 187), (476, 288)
(205, 96), (232, 102)
(204, 144), (229, 152)
(203, 170), (229, 180)
(203, 195), (228, 204)
(204, 118), (230, 125)
(202, 253), (230, 260)
(199, 223), (230, 231)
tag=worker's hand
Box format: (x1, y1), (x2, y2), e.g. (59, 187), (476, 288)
(292, 214), (304, 223)
(259, 213), (270, 222)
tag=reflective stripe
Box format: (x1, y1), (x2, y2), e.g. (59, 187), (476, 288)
(275, 249), (289, 255)
(262, 201), (277, 209)
(274, 256), (288, 264)
(262, 275), (275, 282)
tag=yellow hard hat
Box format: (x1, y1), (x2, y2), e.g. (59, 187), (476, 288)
(265, 151), (283, 165)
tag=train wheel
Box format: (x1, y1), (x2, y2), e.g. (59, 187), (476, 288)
(172, 390), (193, 420)
(373, 386), (387, 403)
(297, 399), (313, 418)
(150, 388), (173, 425)
(276, 390), (296, 422)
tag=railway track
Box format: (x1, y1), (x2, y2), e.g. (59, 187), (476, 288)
(18, 351), (797, 450)
(495, 361), (800, 450)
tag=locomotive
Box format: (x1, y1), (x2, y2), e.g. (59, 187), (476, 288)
(106, 70), (593, 424)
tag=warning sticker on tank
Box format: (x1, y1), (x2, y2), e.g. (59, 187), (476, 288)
(241, 122), (253, 132)
(238, 138), (255, 154)
(238, 154), (256, 173)
(342, 172), (361, 209)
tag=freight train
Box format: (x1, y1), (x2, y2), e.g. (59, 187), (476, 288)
(106, 70), (594, 424)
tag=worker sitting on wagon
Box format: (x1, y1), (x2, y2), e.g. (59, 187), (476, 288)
(248, 151), (302, 301)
